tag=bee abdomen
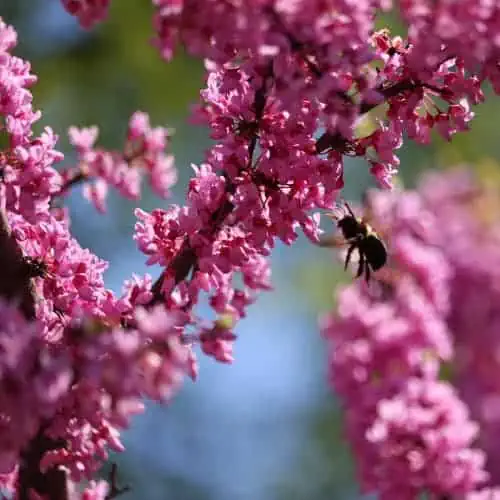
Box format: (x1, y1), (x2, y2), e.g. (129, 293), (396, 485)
(362, 235), (387, 271)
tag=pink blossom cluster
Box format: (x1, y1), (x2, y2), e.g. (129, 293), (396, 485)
(38, 305), (192, 481)
(0, 19), (63, 222)
(321, 169), (500, 498)
(0, 301), (71, 476)
(0, 17), (194, 499)
(134, 65), (345, 361)
(62, 111), (177, 213)
(60, 0), (111, 29)
(399, 1), (500, 91)
(0, 298), (191, 490)
(59, 1), (494, 188)
(420, 170), (500, 488)
(148, 1), (486, 187)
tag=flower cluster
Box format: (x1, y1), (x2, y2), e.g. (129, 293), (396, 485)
(0, 19), (63, 222)
(399, 0), (500, 91)
(60, 0), (111, 29)
(0, 299), (192, 491)
(321, 169), (500, 497)
(420, 170), (500, 488)
(62, 111), (177, 213)
(38, 305), (192, 481)
(134, 65), (342, 353)
(60, 1), (492, 188)
(149, 1), (486, 187)
(0, 301), (71, 476)
(0, 17), (192, 499)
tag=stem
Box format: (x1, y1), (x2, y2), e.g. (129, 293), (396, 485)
(58, 170), (88, 196)
(105, 463), (130, 499)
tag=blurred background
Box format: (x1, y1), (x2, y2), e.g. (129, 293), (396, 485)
(3, 2), (500, 499)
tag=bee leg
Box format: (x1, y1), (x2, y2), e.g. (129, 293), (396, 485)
(356, 252), (365, 278)
(344, 243), (356, 271)
(365, 262), (371, 283)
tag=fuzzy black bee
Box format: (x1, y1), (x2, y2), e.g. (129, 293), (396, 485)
(327, 201), (387, 282)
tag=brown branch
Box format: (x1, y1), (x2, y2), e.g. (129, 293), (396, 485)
(105, 463), (130, 500)
(147, 68), (272, 307)
(18, 433), (68, 500)
(59, 170), (88, 195)
(0, 210), (37, 320)
(0, 208), (69, 499)
(360, 79), (418, 114)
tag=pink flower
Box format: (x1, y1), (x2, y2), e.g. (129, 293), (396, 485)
(367, 378), (487, 498)
(68, 126), (99, 153)
(63, 112), (176, 212)
(321, 170), (497, 497)
(61, 0), (112, 28)
(81, 480), (109, 500)
(0, 300), (72, 475)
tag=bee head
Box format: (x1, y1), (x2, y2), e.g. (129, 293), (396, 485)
(338, 215), (364, 239)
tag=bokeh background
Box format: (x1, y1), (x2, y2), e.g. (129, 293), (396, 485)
(4, 2), (500, 499)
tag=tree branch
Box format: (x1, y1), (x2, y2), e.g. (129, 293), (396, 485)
(0, 208), (69, 500)
(18, 432), (68, 500)
(147, 68), (272, 306)
(0, 209), (37, 320)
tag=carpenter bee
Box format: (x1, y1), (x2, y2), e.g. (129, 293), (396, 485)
(324, 201), (387, 282)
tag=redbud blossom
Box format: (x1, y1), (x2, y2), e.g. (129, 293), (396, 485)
(61, 0), (112, 28)
(65, 112), (177, 213)
(322, 169), (500, 497)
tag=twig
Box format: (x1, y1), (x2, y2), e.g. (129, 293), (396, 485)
(146, 68), (273, 307)
(105, 463), (131, 500)
(59, 170), (88, 195)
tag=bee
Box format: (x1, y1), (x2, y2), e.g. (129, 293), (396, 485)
(323, 201), (387, 282)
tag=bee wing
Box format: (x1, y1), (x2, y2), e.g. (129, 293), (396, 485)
(360, 190), (375, 226)
(360, 190), (393, 247)
(325, 208), (343, 221)
(317, 235), (349, 247)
